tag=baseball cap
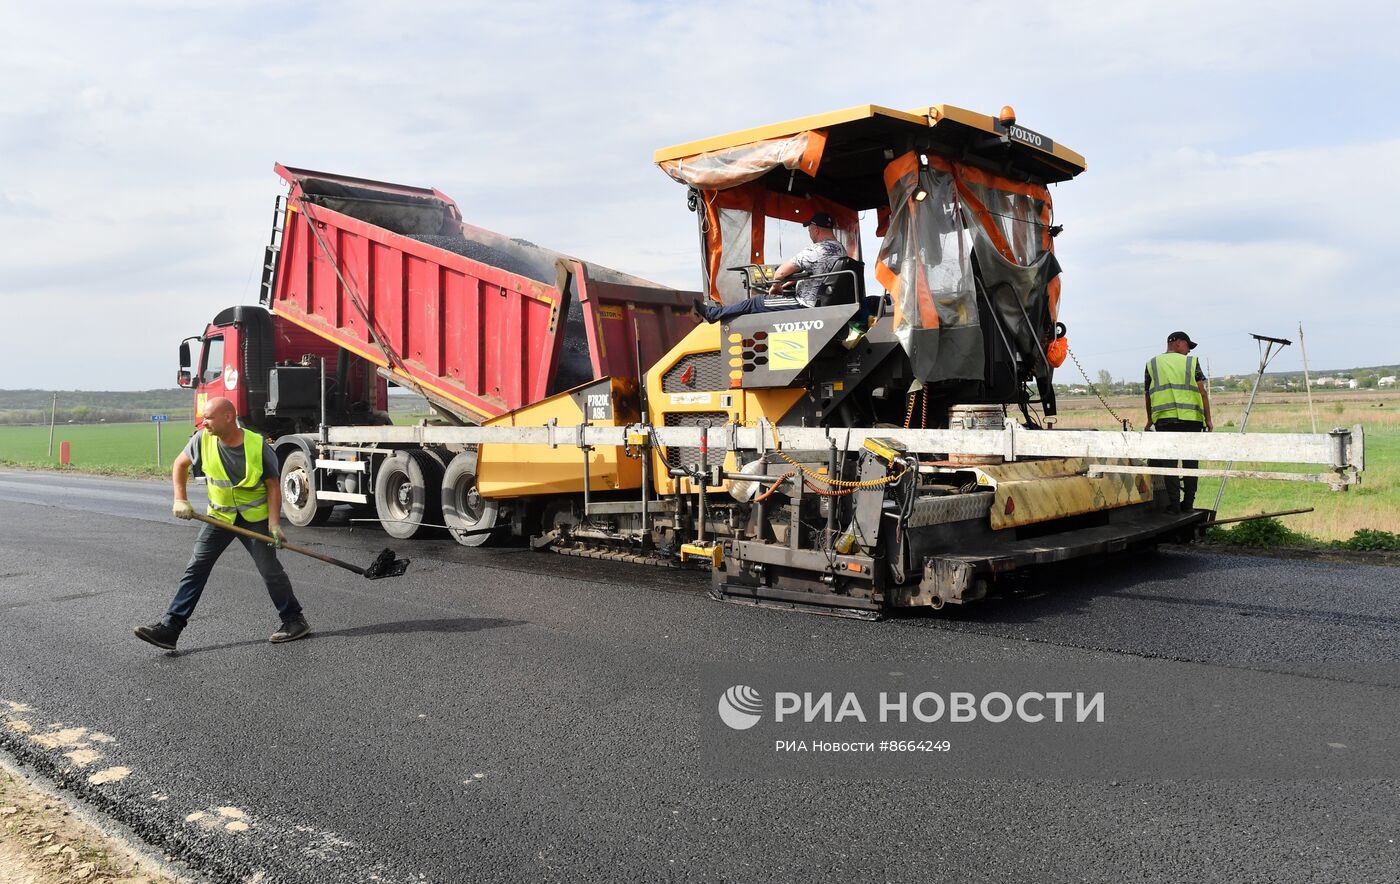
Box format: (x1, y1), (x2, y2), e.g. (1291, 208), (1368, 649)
(803, 212), (835, 229)
(1167, 331), (1198, 350)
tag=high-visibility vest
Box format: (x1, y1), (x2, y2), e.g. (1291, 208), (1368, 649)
(1146, 352), (1204, 422)
(201, 429), (269, 523)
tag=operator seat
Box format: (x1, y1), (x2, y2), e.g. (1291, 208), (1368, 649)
(813, 256), (865, 307)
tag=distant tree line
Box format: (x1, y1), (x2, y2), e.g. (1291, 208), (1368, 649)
(0, 406), (195, 426)
(0, 388), (192, 412)
(1055, 364), (1400, 397)
(0, 389), (194, 425)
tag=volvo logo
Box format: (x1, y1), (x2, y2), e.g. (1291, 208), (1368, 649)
(998, 122), (1054, 153)
(771, 320), (824, 333)
(1008, 125), (1042, 146)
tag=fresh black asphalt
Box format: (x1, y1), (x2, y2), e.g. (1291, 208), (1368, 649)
(0, 469), (1397, 883)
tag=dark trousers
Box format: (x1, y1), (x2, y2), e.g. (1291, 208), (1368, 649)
(163, 516), (302, 629)
(704, 295), (802, 322)
(1150, 419), (1204, 508)
(706, 295), (882, 326)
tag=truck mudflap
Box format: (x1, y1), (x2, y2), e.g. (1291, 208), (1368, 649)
(711, 507), (1209, 619)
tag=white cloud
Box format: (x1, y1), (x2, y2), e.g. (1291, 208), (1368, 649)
(1054, 136), (1400, 377)
(1, 1), (1398, 389)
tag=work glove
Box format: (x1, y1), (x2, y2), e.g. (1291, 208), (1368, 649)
(172, 500), (195, 520)
(269, 527), (286, 550)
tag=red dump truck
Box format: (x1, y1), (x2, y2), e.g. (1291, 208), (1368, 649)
(179, 164), (701, 542)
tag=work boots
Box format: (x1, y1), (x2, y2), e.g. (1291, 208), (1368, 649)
(269, 618), (311, 644)
(133, 621), (181, 651)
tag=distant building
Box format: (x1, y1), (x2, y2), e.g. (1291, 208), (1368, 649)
(1348, 379), (1359, 389)
(1379, 376), (1397, 387)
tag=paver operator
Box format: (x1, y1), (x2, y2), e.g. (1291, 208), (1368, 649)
(694, 212), (849, 323)
(134, 397), (310, 650)
(1144, 331), (1214, 513)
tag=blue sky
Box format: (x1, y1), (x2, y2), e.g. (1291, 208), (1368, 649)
(2, 0), (1396, 390)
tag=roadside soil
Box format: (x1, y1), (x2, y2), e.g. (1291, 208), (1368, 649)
(0, 762), (174, 884)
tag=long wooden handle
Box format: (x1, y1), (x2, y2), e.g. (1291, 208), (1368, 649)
(189, 513), (365, 575)
(1207, 507), (1315, 526)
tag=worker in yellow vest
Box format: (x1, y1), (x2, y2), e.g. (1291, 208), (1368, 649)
(134, 397), (308, 650)
(1143, 331), (1214, 513)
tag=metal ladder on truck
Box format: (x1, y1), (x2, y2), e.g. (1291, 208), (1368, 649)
(258, 195), (288, 306)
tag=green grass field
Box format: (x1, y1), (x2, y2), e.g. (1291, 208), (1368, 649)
(1054, 389), (1398, 541)
(2, 393), (1393, 542)
(0, 421), (193, 476)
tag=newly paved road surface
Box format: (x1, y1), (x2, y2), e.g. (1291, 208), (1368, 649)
(1, 469), (1397, 882)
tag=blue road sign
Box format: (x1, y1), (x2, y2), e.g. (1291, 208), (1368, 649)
(151, 414), (169, 422)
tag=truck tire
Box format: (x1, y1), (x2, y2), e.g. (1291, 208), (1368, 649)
(374, 450), (442, 539)
(280, 450), (332, 527)
(441, 450), (501, 547)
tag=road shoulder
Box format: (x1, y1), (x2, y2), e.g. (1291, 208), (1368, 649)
(0, 756), (176, 884)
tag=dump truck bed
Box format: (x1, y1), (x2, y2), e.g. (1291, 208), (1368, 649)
(264, 165), (699, 423)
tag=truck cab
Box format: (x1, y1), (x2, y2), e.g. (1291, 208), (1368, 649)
(177, 305), (386, 436)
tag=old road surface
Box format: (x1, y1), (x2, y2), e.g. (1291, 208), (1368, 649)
(1, 468), (1398, 883)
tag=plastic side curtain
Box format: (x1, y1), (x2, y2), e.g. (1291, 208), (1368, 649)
(957, 167), (1061, 391)
(957, 167), (1060, 323)
(659, 131), (827, 190)
(874, 153), (982, 384)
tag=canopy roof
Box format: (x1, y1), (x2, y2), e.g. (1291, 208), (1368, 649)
(655, 103), (1086, 209)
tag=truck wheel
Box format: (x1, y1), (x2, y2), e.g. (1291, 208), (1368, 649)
(374, 450), (442, 539)
(281, 450), (332, 527)
(441, 451), (500, 547)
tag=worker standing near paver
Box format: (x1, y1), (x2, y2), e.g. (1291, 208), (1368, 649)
(1144, 331), (1214, 512)
(133, 396), (309, 650)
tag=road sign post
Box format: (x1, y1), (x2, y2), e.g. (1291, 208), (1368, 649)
(152, 414), (169, 465)
(48, 392), (58, 458)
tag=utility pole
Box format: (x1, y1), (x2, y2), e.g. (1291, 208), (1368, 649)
(1298, 322), (1317, 434)
(47, 392), (57, 457)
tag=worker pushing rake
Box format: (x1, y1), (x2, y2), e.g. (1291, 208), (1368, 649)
(133, 397), (408, 653)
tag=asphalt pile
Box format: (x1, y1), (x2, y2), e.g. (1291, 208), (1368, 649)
(408, 234), (594, 389)
(408, 235), (554, 284)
